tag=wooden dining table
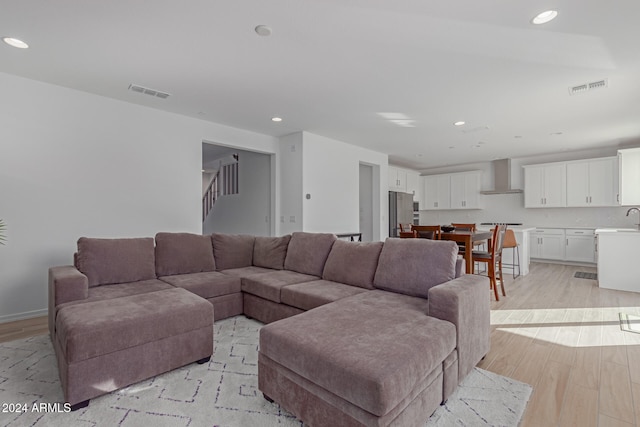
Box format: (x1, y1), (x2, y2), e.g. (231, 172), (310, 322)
(440, 230), (493, 274)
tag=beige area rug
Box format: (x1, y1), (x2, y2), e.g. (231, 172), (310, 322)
(0, 316), (532, 426)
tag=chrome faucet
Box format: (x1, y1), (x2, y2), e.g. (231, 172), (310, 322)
(626, 207), (640, 230)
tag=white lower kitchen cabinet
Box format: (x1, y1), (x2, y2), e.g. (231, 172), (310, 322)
(565, 229), (596, 263)
(530, 228), (565, 260)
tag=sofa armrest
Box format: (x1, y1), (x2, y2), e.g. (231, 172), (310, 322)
(48, 266), (89, 339)
(428, 274), (490, 379)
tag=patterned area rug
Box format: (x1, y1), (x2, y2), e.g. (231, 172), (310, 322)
(0, 316), (532, 426)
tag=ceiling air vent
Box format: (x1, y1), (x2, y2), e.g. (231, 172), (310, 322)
(569, 79), (608, 95)
(128, 84), (171, 99)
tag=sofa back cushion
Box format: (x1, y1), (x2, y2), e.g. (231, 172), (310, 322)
(154, 232), (215, 276)
(373, 238), (458, 298)
(253, 235), (291, 270)
(284, 232), (337, 277)
(76, 237), (156, 287)
(212, 233), (256, 270)
(322, 240), (383, 289)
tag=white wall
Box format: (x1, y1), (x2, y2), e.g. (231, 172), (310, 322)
(301, 132), (388, 240)
(203, 150), (271, 236)
(0, 71), (278, 322)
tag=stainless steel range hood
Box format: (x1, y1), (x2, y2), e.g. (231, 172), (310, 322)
(480, 159), (523, 195)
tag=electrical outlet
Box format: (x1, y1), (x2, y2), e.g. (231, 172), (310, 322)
(289, 216), (296, 223)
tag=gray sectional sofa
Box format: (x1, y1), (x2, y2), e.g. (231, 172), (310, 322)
(48, 231), (490, 426)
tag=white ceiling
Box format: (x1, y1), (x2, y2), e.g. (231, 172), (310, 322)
(2, 0), (640, 170)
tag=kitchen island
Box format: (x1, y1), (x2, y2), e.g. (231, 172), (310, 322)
(596, 228), (640, 292)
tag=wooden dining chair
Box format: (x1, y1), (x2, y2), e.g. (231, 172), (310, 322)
(451, 223), (476, 232)
(472, 224), (507, 301)
(450, 223), (485, 253)
(398, 231), (417, 238)
(411, 225), (441, 240)
(398, 223), (413, 233)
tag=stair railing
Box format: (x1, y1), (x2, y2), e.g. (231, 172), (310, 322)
(202, 170), (220, 221)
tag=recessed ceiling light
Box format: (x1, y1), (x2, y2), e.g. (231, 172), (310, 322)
(532, 10), (558, 25)
(271, 117), (282, 122)
(454, 121), (465, 126)
(255, 25), (272, 37)
(3, 37), (29, 49)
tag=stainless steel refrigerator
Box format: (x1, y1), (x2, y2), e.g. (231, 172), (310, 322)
(389, 191), (414, 237)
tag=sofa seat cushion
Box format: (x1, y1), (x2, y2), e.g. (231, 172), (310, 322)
(159, 272), (240, 299)
(241, 270), (319, 303)
(322, 240), (383, 289)
(280, 280), (368, 311)
(56, 279), (174, 311)
(220, 266), (275, 278)
(259, 290), (454, 417)
(56, 288), (213, 363)
(155, 232), (215, 276)
(374, 238), (459, 298)
(76, 237), (156, 287)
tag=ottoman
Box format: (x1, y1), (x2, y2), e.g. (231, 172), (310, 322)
(258, 290), (457, 427)
(54, 287), (214, 409)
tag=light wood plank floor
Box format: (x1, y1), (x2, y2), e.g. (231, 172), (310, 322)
(479, 261), (640, 427)
(1, 262), (638, 426)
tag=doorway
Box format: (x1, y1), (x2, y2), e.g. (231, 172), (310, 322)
(202, 142), (272, 236)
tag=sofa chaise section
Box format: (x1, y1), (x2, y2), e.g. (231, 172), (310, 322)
(50, 236), (214, 409)
(55, 287), (213, 409)
(258, 237), (490, 426)
(259, 290), (456, 427)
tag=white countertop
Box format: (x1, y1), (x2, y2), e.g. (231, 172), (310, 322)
(595, 228), (640, 234)
(478, 225), (535, 232)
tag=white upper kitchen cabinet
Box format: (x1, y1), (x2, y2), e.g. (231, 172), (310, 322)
(566, 157), (618, 207)
(388, 166), (407, 193)
(524, 163), (566, 208)
(450, 171), (482, 209)
(423, 174), (450, 210)
(619, 148), (640, 206)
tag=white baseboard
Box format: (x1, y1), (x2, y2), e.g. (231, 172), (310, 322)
(0, 309), (48, 324)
